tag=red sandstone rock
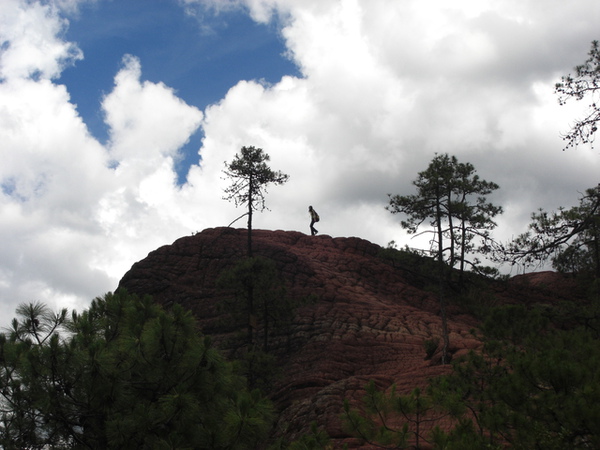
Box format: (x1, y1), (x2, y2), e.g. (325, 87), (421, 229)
(117, 227), (565, 448)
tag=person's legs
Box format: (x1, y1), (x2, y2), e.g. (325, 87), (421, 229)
(310, 220), (318, 235)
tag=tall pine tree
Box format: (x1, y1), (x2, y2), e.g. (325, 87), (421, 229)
(387, 153), (501, 363)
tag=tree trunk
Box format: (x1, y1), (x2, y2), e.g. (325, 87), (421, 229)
(247, 176), (254, 346)
(446, 189), (455, 269)
(247, 282), (254, 347)
(459, 216), (467, 287)
(593, 225), (600, 281)
(435, 187), (450, 365)
(247, 177), (253, 258)
(263, 301), (269, 352)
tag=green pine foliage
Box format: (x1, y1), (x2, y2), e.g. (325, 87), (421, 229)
(223, 146), (289, 257)
(387, 153), (502, 281)
(502, 185), (600, 280)
(217, 256), (303, 391)
(343, 298), (600, 449)
(555, 40), (600, 149)
(341, 380), (448, 449)
(218, 256), (294, 350)
(432, 300), (600, 449)
(270, 422), (332, 450)
(387, 153), (502, 364)
(0, 291), (274, 449)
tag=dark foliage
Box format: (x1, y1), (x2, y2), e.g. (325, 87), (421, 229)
(0, 291), (274, 449)
(555, 40), (600, 149)
(223, 146), (289, 257)
(500, 184), (600, 280)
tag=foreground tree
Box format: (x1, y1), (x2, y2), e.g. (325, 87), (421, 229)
(344, 301), (600, 449)
(430, 304), (600, 449)
(555, 40), (600, 149)
(217, 256), (299, 390)
(223, 146), (290, 257)
(0, 291), (273, 449)
(342, 381), (448, 449)
(501, 184), (600, 280)
(387, 153), (502, 363)
(218, 257), (287, 351)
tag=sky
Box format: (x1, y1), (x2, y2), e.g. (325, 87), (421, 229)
(1, 0), (600, 325)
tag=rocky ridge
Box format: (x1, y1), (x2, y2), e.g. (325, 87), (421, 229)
(118, 227), (571, 447)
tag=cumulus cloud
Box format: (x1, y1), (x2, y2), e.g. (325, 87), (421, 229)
(1, 0), (600, 326)
(0, 1), (203, 324)
(0, 0), (82, 80)
(195, 0), (600, 265)
(104, 55), (203, 164)
(205, 0), (597, 220)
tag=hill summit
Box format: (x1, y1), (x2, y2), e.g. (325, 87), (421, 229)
(118, 227), (569, 446)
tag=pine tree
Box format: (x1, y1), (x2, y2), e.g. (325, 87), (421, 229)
(387, 153), (501, 363)
(0, 291), (274, 449)
(430, 304), (600, 449)
(387, 153), (501, 280)
(217, 256), (298, 390)
(555, 40), (600, 150)
(502, 184), (600, 280)
(223, 146), (289, 257)
(342, 380), (449, 449)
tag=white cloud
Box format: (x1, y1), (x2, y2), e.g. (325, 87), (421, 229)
(196, 0), (600, 255)
(91, 55), (205, 282)
(103, 55), (203, 163)
(0, 2), (203, 325)
(0, 0), (82, 80)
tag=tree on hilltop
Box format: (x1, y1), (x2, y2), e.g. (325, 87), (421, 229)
(387, 153), (502, 363)
(387, 154), (502, 279)
(223, 146), (289, 257)
(222, 146), (289, 370)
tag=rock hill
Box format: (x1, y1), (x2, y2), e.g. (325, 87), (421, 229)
(118, 227), (573, 448)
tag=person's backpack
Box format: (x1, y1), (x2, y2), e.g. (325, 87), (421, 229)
(315, 212), (320, 222)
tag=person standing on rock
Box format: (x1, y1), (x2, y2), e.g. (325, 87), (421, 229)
(308, 206), (319, 236)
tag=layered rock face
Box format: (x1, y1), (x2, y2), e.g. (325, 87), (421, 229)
(117, 228), (489, 446)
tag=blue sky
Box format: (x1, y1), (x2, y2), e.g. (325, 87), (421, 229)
(1, 0), (600, 324)
(59, 0), (299, 183)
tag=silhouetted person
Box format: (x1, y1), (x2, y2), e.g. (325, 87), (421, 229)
(308, 206), (319, 235)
